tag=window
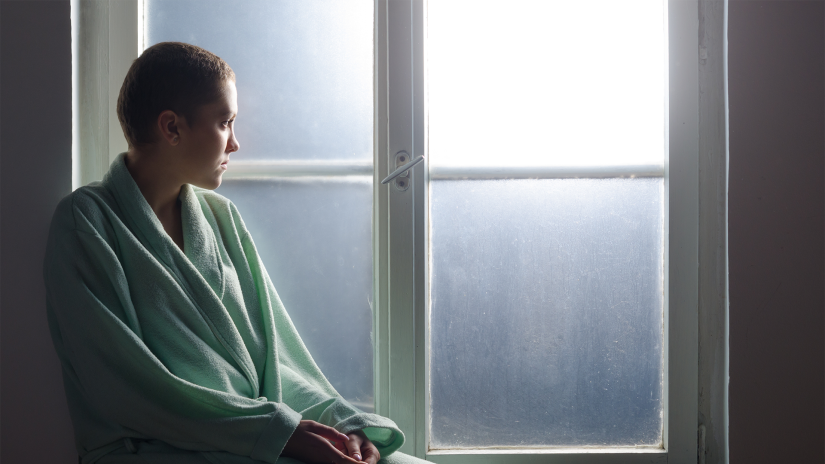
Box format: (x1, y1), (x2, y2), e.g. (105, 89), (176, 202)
(426, 0), (665, 449)
(73, 0), (702, 462)
(375, 1), (699, 461)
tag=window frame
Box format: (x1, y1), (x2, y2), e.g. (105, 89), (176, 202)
(75, 1), (708, 462)
(71, 0), (141, 188)
(374, 1), (700, 463)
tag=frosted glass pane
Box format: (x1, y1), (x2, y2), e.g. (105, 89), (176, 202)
(430, 178), (663, 448)
(146, 0), (372, 162)
(217, 179), (373, 411)
(428, 0), (665, 168)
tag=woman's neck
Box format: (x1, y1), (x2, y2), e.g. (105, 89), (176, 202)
(125, 147), (186, 251)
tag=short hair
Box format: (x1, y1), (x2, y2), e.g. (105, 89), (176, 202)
(117, 42), (236, 148)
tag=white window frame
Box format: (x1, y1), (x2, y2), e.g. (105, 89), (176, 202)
(73, 1), (721, 462)
(71, 0), (141, 188)
(374, 1), (701, 463)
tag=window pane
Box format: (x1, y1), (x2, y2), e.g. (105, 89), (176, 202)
(146, 0), (373, 162)
(427, 0), (665, 168)
(217, 179), (374, 411)
(146, 0), (375, 410)
(429, 178), (664, 447)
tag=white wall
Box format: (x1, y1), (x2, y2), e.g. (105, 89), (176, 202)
(0, 1), (77, 462)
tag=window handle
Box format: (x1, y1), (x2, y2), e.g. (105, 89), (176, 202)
(381, 154), (425, 185)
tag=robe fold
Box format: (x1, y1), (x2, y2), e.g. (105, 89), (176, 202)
(44, 154), (416, 464)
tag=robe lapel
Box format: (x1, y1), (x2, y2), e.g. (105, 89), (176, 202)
(180, 185), (224, 298)
(104, 154), (260, 395)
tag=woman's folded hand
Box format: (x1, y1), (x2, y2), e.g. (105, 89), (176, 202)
(281, 420), (364, 464)
(340, 429), (380, 464)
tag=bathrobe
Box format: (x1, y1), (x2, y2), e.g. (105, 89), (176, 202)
(44, 154), (415, 464)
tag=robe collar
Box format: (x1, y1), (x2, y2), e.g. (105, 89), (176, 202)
(179, 183), (225, 298)
(104, 153), (181, 268)
(103, 152), (221, 291)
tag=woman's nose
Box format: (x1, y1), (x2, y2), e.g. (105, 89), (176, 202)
(227, 132), (240, 153)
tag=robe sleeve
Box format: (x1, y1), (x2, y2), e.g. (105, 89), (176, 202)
(44, 195), (301, 464)
(234, 204), (406, 459)
(279, 362), (405, 458)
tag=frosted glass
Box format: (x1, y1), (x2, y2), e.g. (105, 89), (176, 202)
(429, 178), (663, 448)
(217, 178), (374, 411)
(146, 0), (372, 162)
(427, 0), (665, 168)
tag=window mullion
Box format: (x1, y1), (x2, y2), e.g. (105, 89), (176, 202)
(373, 0), (391, 420)
(411, 0), (427, 458)
(664, 0), (700, 460)
(379, 0), (422, 457)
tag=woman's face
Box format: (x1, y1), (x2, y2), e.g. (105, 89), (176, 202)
(176, 79), (239, 190)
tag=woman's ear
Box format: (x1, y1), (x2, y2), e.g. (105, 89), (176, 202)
(156, 110), (182, 146)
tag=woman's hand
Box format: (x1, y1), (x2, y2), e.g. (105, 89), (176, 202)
(281, 420), (363, 464)
(340, 430), (381, 464)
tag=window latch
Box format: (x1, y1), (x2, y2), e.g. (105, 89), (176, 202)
(381, 152), (425, 187)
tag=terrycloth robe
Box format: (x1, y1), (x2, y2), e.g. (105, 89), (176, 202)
(44, 154), (410, 464)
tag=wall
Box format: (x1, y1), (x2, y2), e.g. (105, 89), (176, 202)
(728, 1), (825, 463)
(0, 0), (77, 462)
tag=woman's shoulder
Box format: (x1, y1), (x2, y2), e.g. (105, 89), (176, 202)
(50, 182), (118, 234)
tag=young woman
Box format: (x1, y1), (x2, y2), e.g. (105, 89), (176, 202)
(45, 42), (422, 464)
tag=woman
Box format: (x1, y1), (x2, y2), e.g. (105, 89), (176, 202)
(45, 42), (420, 464)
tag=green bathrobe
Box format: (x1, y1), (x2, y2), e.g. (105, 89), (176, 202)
(44, 154), (417, 464)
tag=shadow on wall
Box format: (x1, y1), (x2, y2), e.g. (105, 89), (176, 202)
(1, 1), (78, 463)
(728, 1), (825, 463)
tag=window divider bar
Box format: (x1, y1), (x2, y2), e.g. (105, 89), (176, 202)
(221, 162), (666, 181)
(221, 160), (373, 179)
(429, 164), (665, 180)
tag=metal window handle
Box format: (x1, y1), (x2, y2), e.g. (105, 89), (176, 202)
(381, 154), (425, 185)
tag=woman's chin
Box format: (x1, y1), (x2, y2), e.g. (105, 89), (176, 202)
(192, 175), (223, 190)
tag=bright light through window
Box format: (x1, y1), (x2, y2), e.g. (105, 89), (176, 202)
(427, 0), (666, 168)
(427, 0), (667, 449)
